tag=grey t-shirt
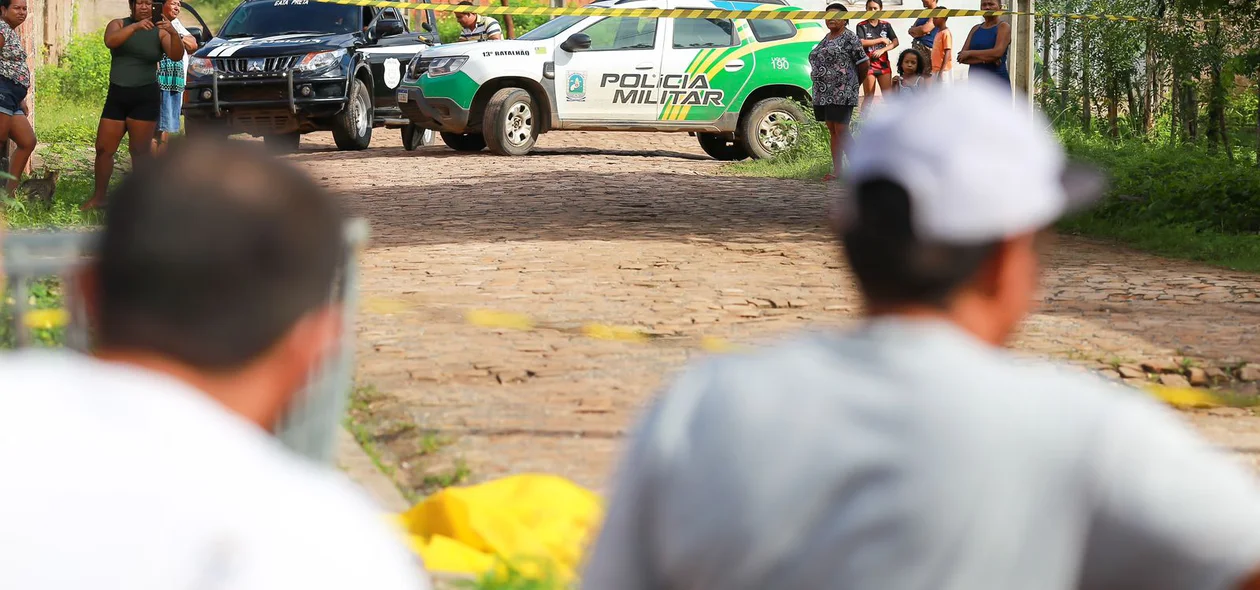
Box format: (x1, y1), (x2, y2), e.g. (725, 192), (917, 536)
(583, 317), (1260, 590)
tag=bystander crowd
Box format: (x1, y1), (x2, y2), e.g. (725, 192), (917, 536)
(0, 0), (33, 196)
(582, 78), (1260, 590)
(0, 137), (432, 590)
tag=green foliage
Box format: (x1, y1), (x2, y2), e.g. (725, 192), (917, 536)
(450, 557), (568, 590)
(1060, 130), (1260, 234)
(35, 31), (111, 104)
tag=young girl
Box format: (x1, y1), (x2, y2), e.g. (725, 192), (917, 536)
(892, 48), (930, 94)
(855, 0), (897, 113)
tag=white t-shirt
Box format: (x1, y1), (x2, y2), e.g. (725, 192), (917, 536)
(171, 17), (191, 74)
(0, 350), (432, 590)
(584, 317), (1260, 590)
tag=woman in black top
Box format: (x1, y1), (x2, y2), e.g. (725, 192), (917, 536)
(855, 0), (898, 114)
(83, 0), (183, 210)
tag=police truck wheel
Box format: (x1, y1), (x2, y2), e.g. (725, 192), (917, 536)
(401, 123), (433, 151)
(482, 87), (539, 156)
(263, 132), (301, 153)
(739, 97), (807, 160)
(696, 133), (749, 161)
(332, 79), (373, 151)
(440, 132), (487, 152)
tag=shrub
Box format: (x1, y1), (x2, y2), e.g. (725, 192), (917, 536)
(1061, 131), (1260, 235)
(36, 31), (111, 104)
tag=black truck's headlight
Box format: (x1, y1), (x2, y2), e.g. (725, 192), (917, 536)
(295, 48), (346, 73)
(189, 57), (214, 76)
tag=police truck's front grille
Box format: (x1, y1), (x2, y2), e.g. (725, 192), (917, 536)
(214, 56), (300, 75)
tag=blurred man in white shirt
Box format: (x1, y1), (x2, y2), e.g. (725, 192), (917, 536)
(0, 137), (431, 590)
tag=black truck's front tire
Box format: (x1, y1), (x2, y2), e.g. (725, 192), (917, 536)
(440, 132), (486, 152)
(482, 87), (539, 156)
(332, 79), (373, 151)
(264, 132), (301, 153)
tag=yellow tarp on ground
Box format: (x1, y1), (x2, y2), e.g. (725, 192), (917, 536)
(395, 473), (603, 582)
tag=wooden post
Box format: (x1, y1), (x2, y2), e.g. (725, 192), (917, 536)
(1008, 0), (1034, 112)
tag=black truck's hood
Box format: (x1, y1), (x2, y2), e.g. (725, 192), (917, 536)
(195, 32), (356, 58)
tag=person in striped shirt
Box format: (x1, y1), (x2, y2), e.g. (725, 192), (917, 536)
(454, 1), (502, 42)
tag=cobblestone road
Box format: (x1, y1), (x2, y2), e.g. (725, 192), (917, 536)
(292, 130), (1260, 494)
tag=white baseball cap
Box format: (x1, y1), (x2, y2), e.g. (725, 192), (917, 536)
(837, 76), (1106, 244)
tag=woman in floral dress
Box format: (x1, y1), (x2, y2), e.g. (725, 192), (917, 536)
(808, 3), (870, 181)
(0, 0), (34, 195)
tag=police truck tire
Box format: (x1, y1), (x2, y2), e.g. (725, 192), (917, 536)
(696, 133), (749, 161)
(482, 87), (539, 156)
(440, 132), (487, 152)
(739, 97), (808, 160)
(332, 79), (373, 151)
(401, 123), (433, 151)
(263, 132), (301, 153)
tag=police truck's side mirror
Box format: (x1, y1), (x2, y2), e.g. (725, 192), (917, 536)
(421, 21), (434, 32)
(375, 18), (406, 38)
(561, 33), (591, 52)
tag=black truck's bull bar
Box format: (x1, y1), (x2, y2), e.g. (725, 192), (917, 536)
(205, 66), (351, 116)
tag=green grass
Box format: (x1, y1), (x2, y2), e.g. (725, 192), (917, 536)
(1058, 216), (1260, 273)
(722, 121), (1260, 273)
(450, 559), (568, 590)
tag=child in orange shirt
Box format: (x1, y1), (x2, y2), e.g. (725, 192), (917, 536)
(930, 11), (953, 83)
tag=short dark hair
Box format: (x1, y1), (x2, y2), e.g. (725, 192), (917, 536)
(840, 179), (999, 308)
(866, 0), (883, 9)
(96, 137), (347, 370)
(825, 3), (846, 12)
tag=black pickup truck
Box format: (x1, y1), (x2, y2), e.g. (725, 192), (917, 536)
(182, 0), (440, 152)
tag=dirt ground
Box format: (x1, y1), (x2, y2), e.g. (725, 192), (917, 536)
(289, 129), (1260, 495)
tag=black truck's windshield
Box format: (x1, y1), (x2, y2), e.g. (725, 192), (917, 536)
(220, 0), (363, 37)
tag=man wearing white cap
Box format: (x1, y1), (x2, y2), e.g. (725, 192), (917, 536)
(582, 78), (1260, 590)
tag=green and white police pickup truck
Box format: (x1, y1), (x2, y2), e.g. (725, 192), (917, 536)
(395, 0), (825, 160)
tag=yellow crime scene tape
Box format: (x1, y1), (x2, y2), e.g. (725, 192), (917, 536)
(319, 0), (1214, 24)
(18, 299), (1226, 407)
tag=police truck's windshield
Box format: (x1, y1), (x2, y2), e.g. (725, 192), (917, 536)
(219, 0), (362, 38)
(517, 15), (586, 40)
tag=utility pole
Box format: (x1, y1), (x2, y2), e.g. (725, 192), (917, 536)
(1008, 0), (1035, 112)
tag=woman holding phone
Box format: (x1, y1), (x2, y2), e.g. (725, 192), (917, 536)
(83, 0), (185, 210)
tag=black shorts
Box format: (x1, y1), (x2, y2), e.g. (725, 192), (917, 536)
(102, 83), (161, 122)
(0, 76), (28, 116)
(813, 104), (854, 124)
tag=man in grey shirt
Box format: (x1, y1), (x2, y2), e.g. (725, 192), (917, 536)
(582, 78), (1260, 590)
